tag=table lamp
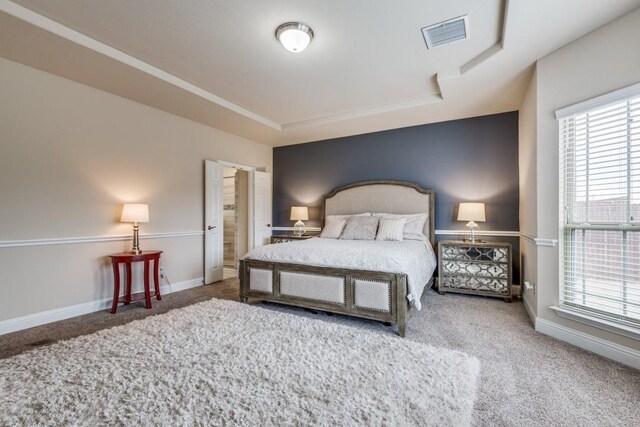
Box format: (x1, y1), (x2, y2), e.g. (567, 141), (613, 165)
(457, 202), (485, 243)
(290, 206), (309, 236)
(121, 203), (149, 254)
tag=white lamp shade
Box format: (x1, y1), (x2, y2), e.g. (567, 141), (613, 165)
(457, 203), (486, 222)
(290, 206), (309, 221)
(121, 203), (149, 223)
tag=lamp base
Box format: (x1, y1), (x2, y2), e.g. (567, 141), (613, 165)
(293, 220), (306, 236)
(129, 224), (142, 254)
(464, 221), (481, 244)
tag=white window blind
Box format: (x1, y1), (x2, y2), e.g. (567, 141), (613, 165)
(559, 86), (640, 328)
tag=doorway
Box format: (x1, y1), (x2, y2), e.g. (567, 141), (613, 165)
(223, 167), (249, 279)
(204, 160), (271, 284)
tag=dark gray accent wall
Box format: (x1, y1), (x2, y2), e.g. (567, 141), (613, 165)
(273, 112), (520, 282)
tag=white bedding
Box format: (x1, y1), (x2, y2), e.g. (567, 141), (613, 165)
(243, 237), (437, 310)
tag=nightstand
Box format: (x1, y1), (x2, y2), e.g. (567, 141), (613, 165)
(270, 234), (316, 244)
(437, 240), (512, 302)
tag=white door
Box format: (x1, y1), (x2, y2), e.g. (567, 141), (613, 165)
(204, 160), (224, 284)
(251, 171), (271, 248)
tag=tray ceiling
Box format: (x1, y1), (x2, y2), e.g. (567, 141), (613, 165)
(1, 0), (639, 146)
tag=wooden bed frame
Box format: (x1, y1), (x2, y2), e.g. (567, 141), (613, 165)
(239, 180), (435, 337)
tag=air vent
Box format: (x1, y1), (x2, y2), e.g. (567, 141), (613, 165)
(421, 15), (469, 49)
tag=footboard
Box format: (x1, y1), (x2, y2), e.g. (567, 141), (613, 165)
(239, 259), (417, 336)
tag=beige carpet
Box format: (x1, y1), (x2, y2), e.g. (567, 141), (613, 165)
(0, 298), (480, 426)
(257, 293), (640, 427)
(2, 280), (639, 426)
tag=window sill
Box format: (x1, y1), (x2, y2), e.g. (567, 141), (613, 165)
(550, 305), (640, 341)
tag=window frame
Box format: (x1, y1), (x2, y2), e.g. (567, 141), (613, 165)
(556, 82), (640, 335)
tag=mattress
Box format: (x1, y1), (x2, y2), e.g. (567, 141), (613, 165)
(243, 237), (437, 310)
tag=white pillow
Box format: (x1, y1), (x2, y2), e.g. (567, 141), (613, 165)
(320, 217), (347, 239)
(373, 213), (428, 241)
(376, 217), (406, 241)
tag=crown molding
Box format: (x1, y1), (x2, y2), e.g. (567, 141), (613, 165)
(281, 94), (444, 130)
(282, 0), (511, 130)
(0, 0), (511, 134)
(0, 0), (281, 130)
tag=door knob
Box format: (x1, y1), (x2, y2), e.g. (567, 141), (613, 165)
(267, 224), (271, 227)
(208, 225), (216, 230)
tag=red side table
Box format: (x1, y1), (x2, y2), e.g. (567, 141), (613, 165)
(109, 250), (163, 314)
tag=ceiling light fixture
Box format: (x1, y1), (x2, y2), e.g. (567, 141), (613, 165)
(275, 22), (314, 53)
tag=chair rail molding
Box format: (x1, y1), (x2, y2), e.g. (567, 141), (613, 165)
(271, 226), (322, 232)
(268, 228), (564, 247)
(0, 231), (204, 248)
(272, 228), (521, 237)
(2, 230), (561, 246)
(520, 233), (558, 247)
(435, 229), (520, 237)
(272, 228), (547, 241)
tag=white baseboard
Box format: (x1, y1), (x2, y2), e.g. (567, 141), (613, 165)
(522, 294), (536, 326)
(0, 277), (204, 336)
(535, 317), (640, 370)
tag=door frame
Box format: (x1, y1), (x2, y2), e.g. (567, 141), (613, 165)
(204, 159), (264, 283)
(216, 160), (255, 173)
(217, 160), (256, 255)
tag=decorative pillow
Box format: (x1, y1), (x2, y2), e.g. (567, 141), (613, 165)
(320, 217), (347, 239)
(340, 216), (380, 240)
(376, 217), (407, 241)
(373, 213), (428, 241)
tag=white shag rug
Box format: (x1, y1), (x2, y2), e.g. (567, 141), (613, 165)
(0, 299), (480, 426)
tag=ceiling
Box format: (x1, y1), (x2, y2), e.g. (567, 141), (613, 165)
(1, 0), (639, 146)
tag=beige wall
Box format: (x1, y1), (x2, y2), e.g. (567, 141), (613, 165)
(524, 8), (640, 350)
(0, 58), (272, 322)
(518, 65), (538, 317)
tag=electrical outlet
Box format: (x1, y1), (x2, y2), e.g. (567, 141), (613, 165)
(159, 266), (165, 278)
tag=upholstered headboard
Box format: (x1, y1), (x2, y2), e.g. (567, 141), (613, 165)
(322, 180), (435, 246)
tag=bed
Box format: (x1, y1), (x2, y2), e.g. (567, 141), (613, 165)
(239, 180), (436, 336)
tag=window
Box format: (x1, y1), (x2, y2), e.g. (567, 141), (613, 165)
(557, 83), (640, 329)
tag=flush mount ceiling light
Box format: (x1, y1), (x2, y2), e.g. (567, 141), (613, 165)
(275, 22), (314, 53)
